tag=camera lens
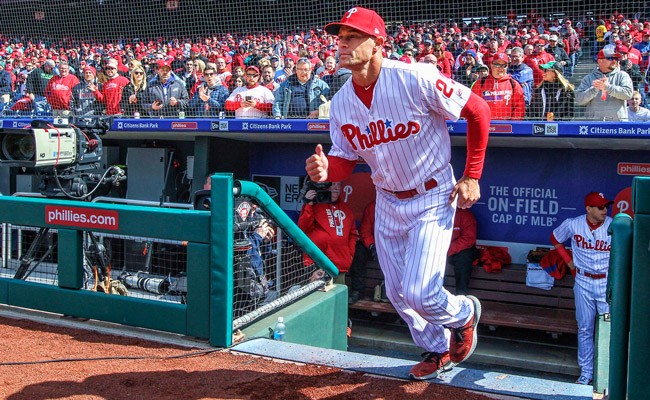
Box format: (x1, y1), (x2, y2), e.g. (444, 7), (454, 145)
(2, 133), (35, 161)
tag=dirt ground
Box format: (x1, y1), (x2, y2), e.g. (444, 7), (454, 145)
(0, 315), (504, 400)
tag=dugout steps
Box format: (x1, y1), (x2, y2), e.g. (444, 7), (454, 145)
(348, 316), (580, 377)
(233, 338), (593, 400)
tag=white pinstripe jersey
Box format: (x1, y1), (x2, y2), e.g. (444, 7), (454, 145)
(226, 85), (275, 118)
(328, 59), (471, 192)
(552, 215), (613, 274)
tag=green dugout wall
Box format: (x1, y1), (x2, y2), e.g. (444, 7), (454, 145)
(608, 176), (650, 400)
(0, 174), (345, 350)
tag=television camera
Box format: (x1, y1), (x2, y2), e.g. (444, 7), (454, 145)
(0, 116), (125, 200)
(0, 117), (126, 281)
(300, 177), (332, 204)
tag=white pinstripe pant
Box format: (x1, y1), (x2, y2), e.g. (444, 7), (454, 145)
(375, 168), (473, 353)
(574, 274), (609, 379)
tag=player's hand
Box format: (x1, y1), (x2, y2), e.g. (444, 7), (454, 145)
(568, 260), (575, 270)
(450, 176), (480, 208)
(306, 144), (329, 182)
(305, 190), (317, 201)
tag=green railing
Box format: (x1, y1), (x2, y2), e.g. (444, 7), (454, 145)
(0, 174), (338, 347)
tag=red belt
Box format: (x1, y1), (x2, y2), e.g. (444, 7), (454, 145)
(382, 178), (438, 200)
(577, 268), (607, 279)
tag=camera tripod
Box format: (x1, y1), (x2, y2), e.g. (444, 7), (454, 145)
(13, 227), (112, 290)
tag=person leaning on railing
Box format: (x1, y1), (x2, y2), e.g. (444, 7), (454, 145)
(188, 65), (229, 117)
(528, 61), (575, 121)
(148, 59), (189, 117)
(70, 65), (104, 116)
(120, 65), (152, 117)
(272, 57), (330, 119)
(575, 44), (633, 121)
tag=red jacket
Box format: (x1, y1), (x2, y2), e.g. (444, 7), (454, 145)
(540, 248), (574, 280)
(95, 75), (129, 115)
(471, 74), (525, 120)
(448, 208), (477, 256)
(298, 200), (358, 273)
(44, 74), (79, 110)
(478, 247), (512, 273)
(437, 56), (454, 78)
(525, 52), (555, 86)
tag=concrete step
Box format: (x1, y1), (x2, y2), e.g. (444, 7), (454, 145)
(233, 338), (593, 400)
(347, 317), (580, 378)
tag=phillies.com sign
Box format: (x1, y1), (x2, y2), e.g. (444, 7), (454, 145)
(45, 206), (119, 230)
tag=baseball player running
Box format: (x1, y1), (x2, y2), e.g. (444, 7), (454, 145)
(306, 7), (491, 380)
(551, 192), (613, 386)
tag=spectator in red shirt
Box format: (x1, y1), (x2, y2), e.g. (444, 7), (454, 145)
(94, 58), (129, 115)
(471, 52), (526, 120)
(433, 44), (453, 78)
(44, 61), (79, 116)
(481, 38), (500, 66)
(417, 40), (435, 61)
(215, 57), (232, 88)
(232, 45), (248, 69)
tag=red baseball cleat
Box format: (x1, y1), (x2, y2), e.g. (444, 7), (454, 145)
(408, 351), (455, 380)
(449, 295), (481, 364)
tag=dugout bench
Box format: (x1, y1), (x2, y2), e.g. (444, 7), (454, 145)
(349, 261), (577, 336)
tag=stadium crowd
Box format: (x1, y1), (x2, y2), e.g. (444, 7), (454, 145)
(1, 9), (650, 121)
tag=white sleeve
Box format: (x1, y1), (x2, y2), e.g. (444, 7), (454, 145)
(328, 104), (360, 161)
(552, 217), (575, 244)
(418, 65), (471, 121)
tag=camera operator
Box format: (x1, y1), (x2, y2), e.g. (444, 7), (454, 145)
(202, 175), (274, 293)
(298, 181), (358, 284)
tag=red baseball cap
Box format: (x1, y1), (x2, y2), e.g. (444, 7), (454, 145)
(492, 52), (509, 64)
(324, 7), (387, 38)
(246, 65), (260, 74)
(156, 59), (172, 69)
(598, 44), (622, 59)
(83, 66), (97, 76)
(584, 192), (613, 207)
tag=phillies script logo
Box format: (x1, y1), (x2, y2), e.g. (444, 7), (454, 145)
(574, 235), (611, 251)
(341, 119), (421, 151)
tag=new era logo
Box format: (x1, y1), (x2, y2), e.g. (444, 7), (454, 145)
(210, 121), (229, 131)
(532, 124), (546, 136)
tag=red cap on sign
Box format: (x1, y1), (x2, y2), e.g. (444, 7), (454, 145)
(325, 7), (387, 38)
